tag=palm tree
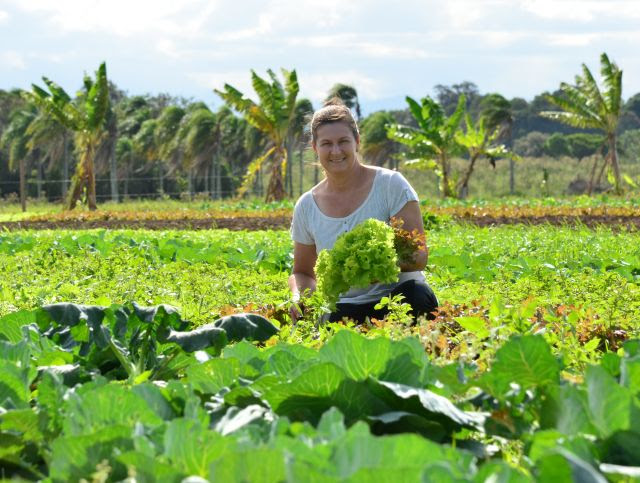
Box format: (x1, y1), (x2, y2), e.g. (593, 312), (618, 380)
(28, 62), (110, 210)
(133, 118), (161, 193)
(115, 137), (134, 198)
(26, 109), (72, 199)
(541, 53), (624, 194)
(455, 114), (517, 198)
(154, 105), (186, 194)
(480, 94), (515, 193)
(1, 105), (36, 211)
(215, 68), (299, 201)
(360, 111), (398, 168)
(289, 98), (313, 196)
(387, 95), (465, 198)
(177, 106), (219, 197)
(326, 83), (361, 120)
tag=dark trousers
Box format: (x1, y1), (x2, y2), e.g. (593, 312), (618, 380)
(328, 280), (438, 323)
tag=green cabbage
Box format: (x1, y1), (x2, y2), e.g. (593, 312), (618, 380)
(315, 218), (400, 310)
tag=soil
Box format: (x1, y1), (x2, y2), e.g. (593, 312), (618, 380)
(1, 214), (640, 231)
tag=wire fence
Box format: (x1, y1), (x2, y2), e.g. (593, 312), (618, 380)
(0, 171), (310, 201)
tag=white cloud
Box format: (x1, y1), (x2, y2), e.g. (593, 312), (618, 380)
(0, 50), (26, 69)
(0, 10), (9, 23)
(441, 0), (494, 28)
(519, 0), (640, 21)
(188, 70), (256, 97)
(216, 13), (275, 41)
(289, 34), (434, 60)
(7, 0), (219, 37)
(298, 70), (383, 102)
(546, 33), (599, 47)
(189, 68), (383, 105)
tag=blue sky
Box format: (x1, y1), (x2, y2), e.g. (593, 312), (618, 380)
(1, 0), (639, 114)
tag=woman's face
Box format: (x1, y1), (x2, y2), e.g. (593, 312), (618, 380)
(312, 122), (360, 175)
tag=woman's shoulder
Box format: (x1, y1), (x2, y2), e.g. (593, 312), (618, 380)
(367, 165), (411, 186)
(293, 187), (320, 214)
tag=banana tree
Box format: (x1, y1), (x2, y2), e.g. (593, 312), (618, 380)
(541, 53), (624, 194)
(28, 62), (110, 210)
(387, 95), (465, 198)
(215, 68), (299, 201)
(1, 105), (36, 211)
(455, 114), (518, 199)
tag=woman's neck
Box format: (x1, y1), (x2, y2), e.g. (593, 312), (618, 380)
(324, 163), (367, 193)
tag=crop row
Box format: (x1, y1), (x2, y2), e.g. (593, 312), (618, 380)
(1, 301), (639, 480)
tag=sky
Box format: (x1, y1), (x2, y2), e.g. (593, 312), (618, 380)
(1, 0), (639, 115)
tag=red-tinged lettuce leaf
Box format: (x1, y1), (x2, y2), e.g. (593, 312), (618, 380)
(479, 335), (561, 397)
(212, 313), (278, 343)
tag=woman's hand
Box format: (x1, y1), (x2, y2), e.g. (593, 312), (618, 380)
(288, 242), (317, 322)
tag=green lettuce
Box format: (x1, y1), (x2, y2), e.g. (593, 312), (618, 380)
(315, 219), (400, 310)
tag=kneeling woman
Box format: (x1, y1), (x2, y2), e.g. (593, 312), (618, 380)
(289, 99), (438, 323)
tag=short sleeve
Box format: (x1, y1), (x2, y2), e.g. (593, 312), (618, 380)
(386, 171), (419, 217)
(290, 194), (315, 245)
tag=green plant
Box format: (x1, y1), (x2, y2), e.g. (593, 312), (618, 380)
(374, 293), (413, 325)
(315, 219), (399, 310)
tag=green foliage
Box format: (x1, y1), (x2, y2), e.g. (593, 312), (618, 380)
(214, 68), (299, 201)
(2, 299), (640, 480)
(315, 219), (400, 310)
(388, 95), (466, 197)
(543, 133), (572, 158)
(27, 62), (111, 210)
(541, 52), (625, 193)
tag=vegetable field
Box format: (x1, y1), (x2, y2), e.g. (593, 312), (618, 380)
(1, 206), (640, 481)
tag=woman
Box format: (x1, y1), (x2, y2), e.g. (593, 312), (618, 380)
(289, 99), (438, 323)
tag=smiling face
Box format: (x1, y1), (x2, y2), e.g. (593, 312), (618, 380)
(312, 121), (360, 176)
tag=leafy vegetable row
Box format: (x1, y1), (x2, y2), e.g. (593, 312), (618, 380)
(1, 303), (639, 481)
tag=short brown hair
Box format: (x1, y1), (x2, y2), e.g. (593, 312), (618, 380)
(310, 97), (359, 143)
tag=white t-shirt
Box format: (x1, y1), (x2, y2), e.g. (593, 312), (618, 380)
(290, 166), (426, 304)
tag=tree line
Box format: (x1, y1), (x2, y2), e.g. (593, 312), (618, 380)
(1, 53), (640, 210)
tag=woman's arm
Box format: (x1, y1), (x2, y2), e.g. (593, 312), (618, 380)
(392, 200), (428, 272)
(288, 242), (318, 320)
